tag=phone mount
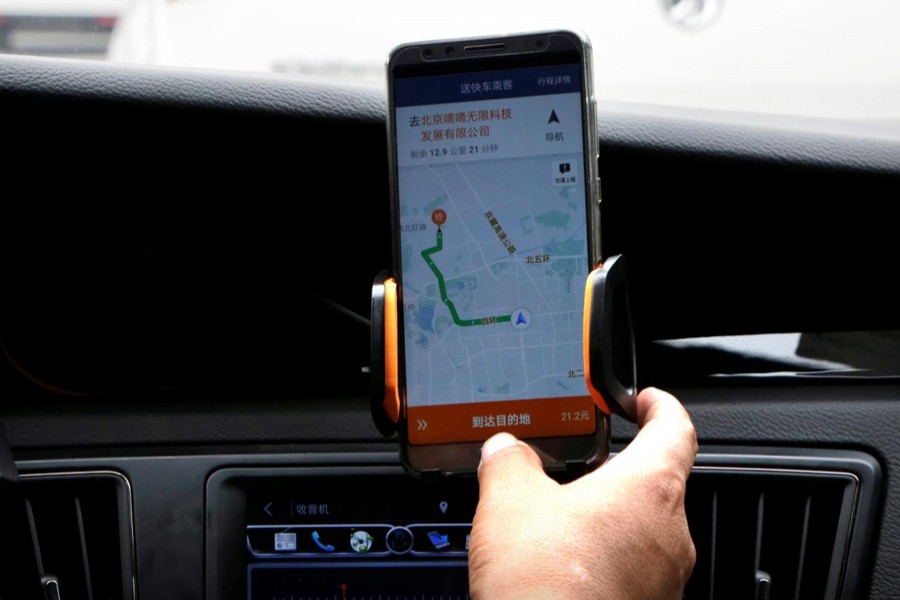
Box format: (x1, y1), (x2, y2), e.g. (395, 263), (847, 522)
(370, 270), (400, 437)
(583, 255), (638, 422)
(369, 254), (637, 441)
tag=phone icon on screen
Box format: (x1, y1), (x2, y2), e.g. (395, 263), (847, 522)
(312, 530), (335, 552)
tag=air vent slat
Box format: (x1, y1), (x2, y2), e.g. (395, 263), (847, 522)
(75, 496), (95, 600)
(2, 472), (135, 600)
(760, 486), (807, 597)
(754, 492), (764, 576)
(799, 480), (848, 600)
(794, 495), (812, 600)
(710, 491), (717, 600)
(0, 489), (41, 599)
(711, 478), (758, 600)
(32, 484), (92, 599)
(25, 497), (45, 576)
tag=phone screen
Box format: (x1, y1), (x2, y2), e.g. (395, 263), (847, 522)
(392, 47), (597, 449)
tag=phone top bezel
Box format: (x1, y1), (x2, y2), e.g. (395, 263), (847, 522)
(385, 30), (604, 477)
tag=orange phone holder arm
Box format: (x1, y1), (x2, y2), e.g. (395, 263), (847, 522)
(584, 254), (638, 422)
(371, 271), (401, 436)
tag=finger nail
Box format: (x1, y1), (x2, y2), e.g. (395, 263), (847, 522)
(481, 432), (518, 462)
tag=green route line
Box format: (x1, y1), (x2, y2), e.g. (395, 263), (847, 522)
(421, 229), (512, 327)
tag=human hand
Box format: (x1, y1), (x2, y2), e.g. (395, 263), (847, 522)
(468, 387), (698, 600)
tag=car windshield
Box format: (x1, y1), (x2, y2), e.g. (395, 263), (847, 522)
(1, 0), (898, 121)
(3, 0), (899, 385)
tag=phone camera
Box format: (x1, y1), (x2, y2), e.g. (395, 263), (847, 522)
(445, 46), (455, 56)
(423, 48), (433, 59)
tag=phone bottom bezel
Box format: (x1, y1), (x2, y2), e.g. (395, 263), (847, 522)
(400, 411), (610, 477)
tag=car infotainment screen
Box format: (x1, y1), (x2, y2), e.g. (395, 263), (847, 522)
(245, 474), (478, 599)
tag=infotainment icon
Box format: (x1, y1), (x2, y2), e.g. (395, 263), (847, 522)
(349, 530), (373, 553)
(273, 532), (297, 552)
(311, 530), (335, 552)
(427, 531), (450, 550)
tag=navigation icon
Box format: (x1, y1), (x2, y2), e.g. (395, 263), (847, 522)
(439, 501), (448, 514)
(511, 308), (531, 330)
(427, 530), (450, 550)
(548, 109), (560, 124)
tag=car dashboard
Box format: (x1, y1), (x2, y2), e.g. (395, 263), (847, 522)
(1, 53), (899, 600)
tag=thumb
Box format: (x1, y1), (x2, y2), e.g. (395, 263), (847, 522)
(470, 433), (562, 598)
(477, 432), (554, 501)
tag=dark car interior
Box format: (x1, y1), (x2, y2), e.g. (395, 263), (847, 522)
(1, 52), (899, 599)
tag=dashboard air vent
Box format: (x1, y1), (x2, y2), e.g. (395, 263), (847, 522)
(683, 450), (880, 600)
(0, 471), (136, 600)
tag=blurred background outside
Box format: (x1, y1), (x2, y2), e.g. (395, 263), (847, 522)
(1, 0), (898, 121)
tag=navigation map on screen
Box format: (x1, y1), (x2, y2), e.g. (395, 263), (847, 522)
(394, 63), (596, 444)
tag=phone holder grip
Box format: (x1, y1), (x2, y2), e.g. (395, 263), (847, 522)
(584, 254), (638, 422)
(371, 271), (401, 437)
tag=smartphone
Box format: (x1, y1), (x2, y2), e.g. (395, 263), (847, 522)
(386, 30), (606, 476)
